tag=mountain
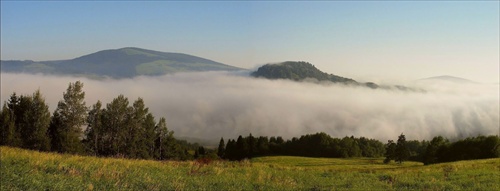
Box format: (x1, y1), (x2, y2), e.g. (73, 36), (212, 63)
(251, 61), (358, 84)
(1, 47), (243, 78)
(419, 75), (478, 84)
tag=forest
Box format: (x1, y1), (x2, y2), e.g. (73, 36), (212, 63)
(1, 81), (498, 164)
(219, 133), (499, 165)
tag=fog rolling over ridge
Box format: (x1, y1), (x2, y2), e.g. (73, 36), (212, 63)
(1, 72), (498, 142)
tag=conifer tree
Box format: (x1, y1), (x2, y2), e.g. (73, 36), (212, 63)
(102, 95), (130, 156)
(384, 140), (396, 164)
(423, 136), (449, 165)
(395, 133), (410, 164)
(224, 139), (236, 160)
(236, 135), (249, 160)
(84, 101), (103, 155)
(156, 117), (175, 160)
(124, 98), (148, 158)
(49, 81), (87, 154)
(141, 113), (157, 159)
(0, 104), (17, 146)
(217, 137), (225, 158)
(21, 90), (51, 151)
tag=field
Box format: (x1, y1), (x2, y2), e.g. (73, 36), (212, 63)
(1, 146), (499, 190)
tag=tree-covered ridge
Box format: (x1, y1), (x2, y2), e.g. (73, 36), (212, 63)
(251, 61), (358, 84)
(250, 61), (427, 92)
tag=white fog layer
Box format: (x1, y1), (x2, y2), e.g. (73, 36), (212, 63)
(1, 72), (498, 142)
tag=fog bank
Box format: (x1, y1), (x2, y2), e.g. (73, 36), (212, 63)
(1, 72), (498, 142)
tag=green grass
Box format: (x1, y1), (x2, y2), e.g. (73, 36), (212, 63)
(1, 146), (499, 190)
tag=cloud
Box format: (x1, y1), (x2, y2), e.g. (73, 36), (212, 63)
(1, 72), (498, 143)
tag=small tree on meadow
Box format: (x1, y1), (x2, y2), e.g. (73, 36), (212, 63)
(217, 137), (225, 158)
(395, 133), (410, 164)
(384, 140), (396, 164)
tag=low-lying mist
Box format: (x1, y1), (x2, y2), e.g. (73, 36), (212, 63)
(1, 72), (498, 143)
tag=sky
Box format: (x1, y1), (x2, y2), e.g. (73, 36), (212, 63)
(1, 1), (499, 83)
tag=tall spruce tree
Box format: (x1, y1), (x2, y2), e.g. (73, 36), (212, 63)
(224, 139), (236, 160)
(103, 95), (130, 156)
(395, 133), (410, 164)
(236, 135), (249, 160)
(49, 81), (87, 154)
(423, 136), (449, 165)
(384, 140), (396, 164)
(124, 98), (148, 158)
(217, 137), (225, 158)
(156, 117), (175, 160)
(84, 101), (103, 155)
(21, 90), (51, 151)
(141, 113), (157, 159)
(0, 103), (17, 146)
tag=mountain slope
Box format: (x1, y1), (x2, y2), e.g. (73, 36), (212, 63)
(1, 47), (243, 78)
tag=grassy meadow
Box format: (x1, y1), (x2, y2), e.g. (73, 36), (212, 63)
(1, 146), (499, 190)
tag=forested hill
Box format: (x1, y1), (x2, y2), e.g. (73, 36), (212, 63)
(0, 47), (243, 78)
(251, 61), (426, 91)
(251, 61), (360, 85)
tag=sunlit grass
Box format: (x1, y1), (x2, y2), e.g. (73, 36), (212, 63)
(1, 146), (499, 190)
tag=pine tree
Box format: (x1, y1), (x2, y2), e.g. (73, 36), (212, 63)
(84, 101), (103, 155)
(256, 136), (270, 156)
(141, 113), (157, 159)
(217, 137), (225, 158)
(395, 133), (410, 164)
(224, 139), (236, 160)
(124, 98), (148, 158)
(49, 81), (87, 154)
(102, 95), (130, 156)
(21, 90), (51, 151)
(423, 136), (449, 165)
(194, 149), (199, 159)
(156, 117), (175, 160)
(247, 134), (258, 157)
(236, 135), (249, 160)
(199, 146), (206, 155)
(384, 140), (396, 164)
(0, 103), (17, 146)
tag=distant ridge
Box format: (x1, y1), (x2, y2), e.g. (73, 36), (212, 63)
(419, 75), (478, 84)
(1, 47), (243, 78)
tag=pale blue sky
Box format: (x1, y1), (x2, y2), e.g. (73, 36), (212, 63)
(1, 1), (499, 82)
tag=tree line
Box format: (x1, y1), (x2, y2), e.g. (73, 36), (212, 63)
(217, 133), (386, 161)
(382, 134), (500, 165)
(0, 81), (192, 160)
(216, 132), (499, 164)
